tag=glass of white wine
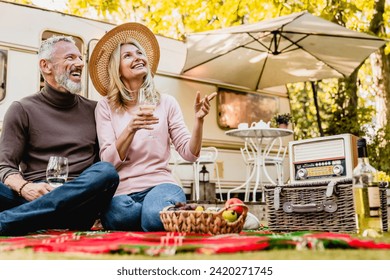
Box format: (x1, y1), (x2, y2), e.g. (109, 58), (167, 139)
(139, 96), (157, 139)
(46, 156), (68, 188)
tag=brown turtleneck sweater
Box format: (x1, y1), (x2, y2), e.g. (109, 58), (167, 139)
(0, 84), (99, 182)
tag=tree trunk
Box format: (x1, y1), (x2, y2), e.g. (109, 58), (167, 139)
(369, 0), (388, 127)
(310, 81), (323, 137)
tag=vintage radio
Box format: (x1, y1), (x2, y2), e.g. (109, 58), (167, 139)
(289, 134), (358, 183)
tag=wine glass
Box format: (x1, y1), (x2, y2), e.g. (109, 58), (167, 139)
(46, 156), (69, 188)
(139, 96), (157, 138)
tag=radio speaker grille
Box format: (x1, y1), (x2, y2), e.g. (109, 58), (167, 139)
(293, 139), (345, 162)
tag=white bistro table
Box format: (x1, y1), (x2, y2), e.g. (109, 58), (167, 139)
(225, 127), (293, 202)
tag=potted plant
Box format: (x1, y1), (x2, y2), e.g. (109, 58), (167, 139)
(273, 113), (292, 128)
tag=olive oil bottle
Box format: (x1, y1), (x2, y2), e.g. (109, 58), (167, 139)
(352, 138), (382, 234)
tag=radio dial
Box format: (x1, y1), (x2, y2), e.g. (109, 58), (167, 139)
(297, 168), (308, 179)
(333, 164), (344, 176)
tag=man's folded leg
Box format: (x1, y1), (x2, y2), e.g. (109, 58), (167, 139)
(0, 162), (119, 236)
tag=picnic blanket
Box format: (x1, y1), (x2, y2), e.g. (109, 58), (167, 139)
(1, 230), (390, 256)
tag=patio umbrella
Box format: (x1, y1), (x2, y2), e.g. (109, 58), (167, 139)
(182, 11), (387, 90)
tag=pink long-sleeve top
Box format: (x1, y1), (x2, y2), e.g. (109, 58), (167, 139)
(95, 94), (198, 196)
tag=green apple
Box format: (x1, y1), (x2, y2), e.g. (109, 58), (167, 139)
(222, 210), (238, 222)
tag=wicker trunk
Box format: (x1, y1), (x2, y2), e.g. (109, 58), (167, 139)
(264, 179), (388, 233)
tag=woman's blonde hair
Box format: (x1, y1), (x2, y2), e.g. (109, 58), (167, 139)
(106, 39), (160, 111)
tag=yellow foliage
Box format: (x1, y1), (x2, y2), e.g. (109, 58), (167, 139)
(376, 171), (390, 183)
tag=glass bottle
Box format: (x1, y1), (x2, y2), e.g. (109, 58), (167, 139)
(352, 138), (382, 235)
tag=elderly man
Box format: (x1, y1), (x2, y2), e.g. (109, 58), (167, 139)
(0, 36), (119, 236)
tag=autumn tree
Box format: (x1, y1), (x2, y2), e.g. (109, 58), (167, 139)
(9, 0), (389, 171)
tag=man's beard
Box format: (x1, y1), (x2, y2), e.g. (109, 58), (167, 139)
(55, 71), (82, 94)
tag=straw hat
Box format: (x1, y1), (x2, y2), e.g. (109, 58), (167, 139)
(89, 22), (160, 96)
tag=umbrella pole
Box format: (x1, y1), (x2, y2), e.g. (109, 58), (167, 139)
(311, 81), (324, 137)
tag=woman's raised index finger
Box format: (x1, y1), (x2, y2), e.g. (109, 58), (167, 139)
(207, 92), (217, 101)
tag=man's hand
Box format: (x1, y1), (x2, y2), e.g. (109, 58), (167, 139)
(21, 182), (53, 201)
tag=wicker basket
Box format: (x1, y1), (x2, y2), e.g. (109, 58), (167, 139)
(264, 179), (388, 233)
(159, 204), (248, 235)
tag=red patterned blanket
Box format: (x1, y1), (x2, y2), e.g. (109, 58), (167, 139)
(1, 230), (390, 256)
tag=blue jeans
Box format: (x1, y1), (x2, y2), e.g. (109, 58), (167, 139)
(0, 162), (119, 236)
(101, 183), (186, 232)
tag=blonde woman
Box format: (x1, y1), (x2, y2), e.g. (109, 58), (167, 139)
(90, 23), (216, 231)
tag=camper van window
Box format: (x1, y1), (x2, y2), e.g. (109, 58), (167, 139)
(40, 31), (84, 88)
(217, 88), (278, 129)
(0, 49), (6, 102)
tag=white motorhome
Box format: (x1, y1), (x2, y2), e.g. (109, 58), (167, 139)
(0, 0), (293, 200)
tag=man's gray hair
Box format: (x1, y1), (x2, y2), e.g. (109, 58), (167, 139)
(38, 35), (76, 61)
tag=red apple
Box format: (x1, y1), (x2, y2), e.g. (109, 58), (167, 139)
(224, 198), (244, 215)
